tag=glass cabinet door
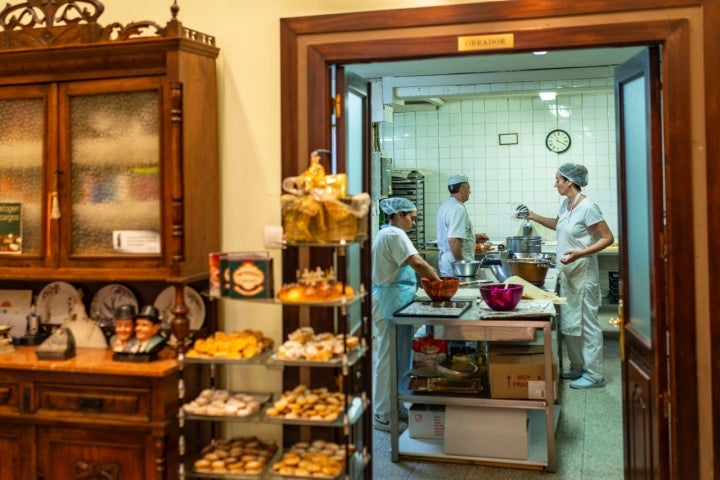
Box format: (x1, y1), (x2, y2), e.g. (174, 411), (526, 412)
(62, 78), (162, 257)
(0, 87), (47, 257)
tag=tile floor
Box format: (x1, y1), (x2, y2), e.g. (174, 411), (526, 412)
(372, 306), (623, 479)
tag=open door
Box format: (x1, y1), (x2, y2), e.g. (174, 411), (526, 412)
(614, 47), (668, 479)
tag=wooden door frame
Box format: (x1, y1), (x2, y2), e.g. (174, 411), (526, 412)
(280, 2), (698, 477)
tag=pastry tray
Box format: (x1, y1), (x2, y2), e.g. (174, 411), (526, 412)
(266, 345), (366, 368)
(394, 300), (472, 318)
(263, 396), (366, 427)
(408, 375), (484, 394)
(182, 392), (273, 421)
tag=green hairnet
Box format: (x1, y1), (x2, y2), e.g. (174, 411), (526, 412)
(558, 163), (589, 187)
(379, 197), (417, 215)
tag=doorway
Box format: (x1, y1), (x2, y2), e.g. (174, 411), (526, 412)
(280, 4), (697, 478)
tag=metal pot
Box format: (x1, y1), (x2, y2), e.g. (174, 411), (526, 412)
(509, 258), (551, 286)
(506, 235), (542, 254)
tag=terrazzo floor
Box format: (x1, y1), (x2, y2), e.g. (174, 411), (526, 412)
(372, 306), (623, 479)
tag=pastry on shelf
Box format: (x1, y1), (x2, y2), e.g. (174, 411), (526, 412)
(277, 327), (360, 361)
(265, 384), (345, 422)
(182, 389), (265, 418)
(187, 330), (273, 359)
(272, 439), (354, 478)
(276, 267), (355, 303)
(193, 435), (278, 476)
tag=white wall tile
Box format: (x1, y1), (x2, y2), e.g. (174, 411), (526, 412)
(382, 86), (619, 243)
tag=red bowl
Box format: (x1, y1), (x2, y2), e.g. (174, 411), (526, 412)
(421, 277), (460, 301)
(479, 284), (524, 311)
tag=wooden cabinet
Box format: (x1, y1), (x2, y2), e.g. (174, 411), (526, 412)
(0, 0), (219, 282)
(0, 347), (180, 480)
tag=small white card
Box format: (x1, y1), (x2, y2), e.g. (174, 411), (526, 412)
(113, 230), (161, 254)
(0, 289), (33, 337)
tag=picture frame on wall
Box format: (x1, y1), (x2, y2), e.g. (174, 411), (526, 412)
(498, 133), (518, 145)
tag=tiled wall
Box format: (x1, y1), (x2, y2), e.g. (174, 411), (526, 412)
(380, 91), (619, 245)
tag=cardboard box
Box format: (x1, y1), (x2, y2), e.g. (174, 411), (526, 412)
(408, 404), (445, 439)
(219, 252), (274, 299)
(444, 405), (528, 459)
(488, 344), (557, 400)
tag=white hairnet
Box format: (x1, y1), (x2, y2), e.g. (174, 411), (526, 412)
(379, 197), (417, 215)
(448, 174), (469, 186)
(558, 163), (589, 187)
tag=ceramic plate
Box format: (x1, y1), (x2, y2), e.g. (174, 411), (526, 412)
(154, 286), (205, 331)
(36, 281), (78, 324)
(90, 284), (139, 328)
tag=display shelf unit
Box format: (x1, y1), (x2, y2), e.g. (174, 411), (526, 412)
(388, 304), (558, 472)
(178, 241), (372, 479)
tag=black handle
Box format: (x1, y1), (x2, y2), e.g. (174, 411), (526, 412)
(78, 397), (104, 412)
(480, 257), (502, 266)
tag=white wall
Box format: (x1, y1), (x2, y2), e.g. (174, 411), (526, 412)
(105, 0), (484, 445)
(381, 90), (619, 244)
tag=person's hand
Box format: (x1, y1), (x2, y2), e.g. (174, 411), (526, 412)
(515, 204), (529, 219)
(475, 233), (489, 243)
(560, 250), (581, 264)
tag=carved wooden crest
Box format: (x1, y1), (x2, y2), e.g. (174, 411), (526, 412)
(0, 0), (214, 49)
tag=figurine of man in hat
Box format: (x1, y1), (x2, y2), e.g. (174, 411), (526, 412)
(126, 305), (166, 354)
(110, 304), (137, 352)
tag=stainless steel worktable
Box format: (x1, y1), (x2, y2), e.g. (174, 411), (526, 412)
(387, 293), (559, 471)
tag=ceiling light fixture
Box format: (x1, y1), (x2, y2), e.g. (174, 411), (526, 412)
(533, 51), (548, 55)
(539, 91), (556, 101)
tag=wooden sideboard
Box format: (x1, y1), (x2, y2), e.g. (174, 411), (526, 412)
(0, 347), (180, 480)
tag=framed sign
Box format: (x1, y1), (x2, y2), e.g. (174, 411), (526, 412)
(0, 203), (22, 254)
(498, 133), (518, 145)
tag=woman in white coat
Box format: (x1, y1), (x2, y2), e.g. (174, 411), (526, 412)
(524, 163), (614, 389)
(372, 197), (440, 430)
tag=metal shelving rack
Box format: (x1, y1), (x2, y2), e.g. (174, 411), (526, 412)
(390, 170), (425, 249)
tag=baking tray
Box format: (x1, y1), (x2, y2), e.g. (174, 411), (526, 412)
(394, 300), (472, 318)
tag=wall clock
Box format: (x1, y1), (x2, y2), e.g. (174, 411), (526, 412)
(545, 129), (571, 153)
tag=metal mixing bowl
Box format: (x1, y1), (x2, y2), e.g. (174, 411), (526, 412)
(451, 260), (481, 277)
(509, 258), (551, 286)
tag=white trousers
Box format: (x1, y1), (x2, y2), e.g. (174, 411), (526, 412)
(372, 312), (412, 420)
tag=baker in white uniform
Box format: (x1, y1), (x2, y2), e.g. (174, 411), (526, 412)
(523, 163), (614, 389)
(372, 197), (439, 431)
(436, 174), (489, 277)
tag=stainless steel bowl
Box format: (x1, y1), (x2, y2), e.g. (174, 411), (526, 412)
(451, 260), (481, 277)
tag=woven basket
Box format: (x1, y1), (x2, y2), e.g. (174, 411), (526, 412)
(283, 198), (367, 244)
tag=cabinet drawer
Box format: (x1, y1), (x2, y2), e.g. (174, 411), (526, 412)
(0, 382), (20, 413)
(36, 384), (150, 420)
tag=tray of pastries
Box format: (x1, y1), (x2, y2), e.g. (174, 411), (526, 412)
(192, 435), (278, 477)
(271, 439), (354, 479)
(273, 327), (361, 365)
(183, 389), (272, 419)
(264, 385), (347, 425)
(186, 330), (273, 362)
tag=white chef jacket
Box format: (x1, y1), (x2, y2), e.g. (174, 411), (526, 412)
(436, 197), (475, 277)
(556, 196), (604, 336)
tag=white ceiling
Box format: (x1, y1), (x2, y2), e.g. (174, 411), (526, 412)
(346, 46), (643, 78)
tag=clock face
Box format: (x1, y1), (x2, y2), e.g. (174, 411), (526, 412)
(546, 129), (571, 153)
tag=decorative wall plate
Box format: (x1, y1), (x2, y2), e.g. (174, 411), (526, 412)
(36, 281), (78, 324)
(154, 286), (205, 331)
(90, 284), (139, 328)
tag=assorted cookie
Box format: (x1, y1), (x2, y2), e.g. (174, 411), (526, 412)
(277, 327), (360, 361)
(193, 435), (278, 476)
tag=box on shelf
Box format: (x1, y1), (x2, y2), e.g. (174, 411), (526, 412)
(216, 252), (274, 299)
(408, 404), (445, 439)
(444, 405), (528, 459)
(487, 344), (557, 400)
